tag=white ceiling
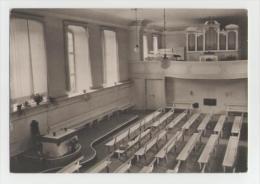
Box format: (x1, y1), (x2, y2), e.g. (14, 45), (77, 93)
(22, 8), (247, 30)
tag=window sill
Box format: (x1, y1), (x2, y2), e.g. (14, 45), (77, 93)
(10, 80), (132, 120)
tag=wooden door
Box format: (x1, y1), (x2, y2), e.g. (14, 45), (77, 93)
(146, 79), (164, 110)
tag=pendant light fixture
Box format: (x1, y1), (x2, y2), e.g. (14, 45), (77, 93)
(161, 8), (170, 69)
(133, 8), (139, 53)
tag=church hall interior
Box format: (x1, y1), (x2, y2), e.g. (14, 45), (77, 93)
(9, 8), (248, 173)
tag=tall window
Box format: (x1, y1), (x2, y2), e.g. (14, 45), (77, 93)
(10, 17), (47, 104)
(143, 34), (148, 60)
(66, 24), (92, 93)
(153, 35), (158, 54)
(103, 30), (119, 86)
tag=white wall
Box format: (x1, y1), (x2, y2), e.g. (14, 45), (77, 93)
(10, 82), (132, 157)
(166, 78), (247, 113)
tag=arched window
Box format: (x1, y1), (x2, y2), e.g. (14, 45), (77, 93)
(228, 31), (236, 50)
(219, 33), (227, 50)
(188, 33), (195, 51)
(197, 34), (203, 51)
(205, 27), (218, 50)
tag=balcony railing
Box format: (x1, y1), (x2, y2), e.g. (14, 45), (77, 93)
(130, 60), (247, 79)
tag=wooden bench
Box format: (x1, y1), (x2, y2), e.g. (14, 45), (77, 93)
(151, 110), (174, 128)
(166, 112), (187, 129)
(213, 115), (226, 137)
(231, 116), (243, 137)
(197, 114), (212, 136)
(167, 160), (182, 173)
(222, 136), (240, 172)
(176, 132), (202, 163)
(181, 113), (200, 134)
(226, 104), (247, 116)
(105, 116), (138, 150)
(57, 156), (83, 173)
(105, 115), (147, 151)
(115, 129), (151, 158)
(113, 159), (132, 173)
(88, 159), (112, 173)
(135, 130), (167, 161)
(139, 158), (156, 173)
(155, 131), (184, 164)
(197, 134), (219, 171)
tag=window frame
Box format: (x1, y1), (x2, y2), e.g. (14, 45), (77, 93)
(10, 13), (48, 107)
(63, 20), (93, 94)
(101, 27), (120, 87)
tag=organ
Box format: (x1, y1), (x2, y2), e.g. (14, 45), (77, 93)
(186, 20), (239, 61)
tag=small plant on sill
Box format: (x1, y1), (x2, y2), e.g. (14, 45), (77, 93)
(32, 93), (43, 105)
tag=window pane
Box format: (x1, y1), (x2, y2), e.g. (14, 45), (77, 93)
(103, 30), (119, 86)
(219, 34), (226, 50)
(205, 27), (218, 50)
(228, 31), (236, 50)
(143, 35), (148, 59)
(67, 32), (74, 53)
(188, 34), (195, 51)
(153, 36), (158, 54)
(67, 25), (92, 92)
(197, 34), (203, 51)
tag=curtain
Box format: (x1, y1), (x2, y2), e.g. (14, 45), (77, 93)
(10, 18), (47, 103)
(28, 20), (47, 95)
(103, 30), (119, 86)
(67, 25), (92, 92)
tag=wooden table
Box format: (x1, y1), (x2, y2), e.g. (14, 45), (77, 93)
(135, 130), (167, 161)
(151, 110), (174, 128)
(182, 113), (200, 132)
(139, 158), (156, 173)
(40, 128), (77, 157)
(88, 160), (112, 173)
(213, 115), (226, 137)
(167, 112), (187, 129)
(222, 136), (240, 172)
(177, 132), (201, 162)
(231, 116), (243, 136)
(57, 156), (83, 173)
(115, 129), (151, 158)
(105, 110), (161, 150)
(113, 160), (132, 173)
(198, 134), (219, 170)
(155, 131), (183, 164)
(197, 114), (212, 135)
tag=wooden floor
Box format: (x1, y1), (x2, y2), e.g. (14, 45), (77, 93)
(10, 110), (248, 173)
(83, 110), (248, 173)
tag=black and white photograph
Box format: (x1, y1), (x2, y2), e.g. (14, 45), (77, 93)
(0, 0), (260, 184)
(8, 8), (248, 173)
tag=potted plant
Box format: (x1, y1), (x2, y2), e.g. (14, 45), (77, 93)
(16, 104), (23, 114)
(32, 93), (43, 105)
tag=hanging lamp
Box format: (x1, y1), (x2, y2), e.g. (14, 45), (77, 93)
(161, 8), (170, 69)
(133, 8), (139, 53)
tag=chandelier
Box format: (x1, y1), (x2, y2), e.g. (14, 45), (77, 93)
(133, 8), (139, 53)
(161, 8), (170, 69)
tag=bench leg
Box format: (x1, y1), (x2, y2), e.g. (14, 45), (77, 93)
(136, 155), (139, 162)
